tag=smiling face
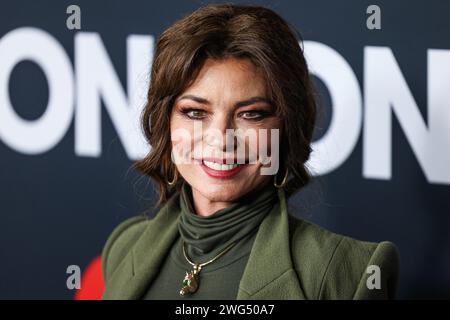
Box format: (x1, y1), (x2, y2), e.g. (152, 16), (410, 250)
(170, 57), (281, 211)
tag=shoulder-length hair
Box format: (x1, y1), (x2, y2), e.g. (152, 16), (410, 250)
(132, 3), (317, 207)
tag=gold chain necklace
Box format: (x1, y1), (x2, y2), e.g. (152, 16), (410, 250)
(179, 240), (237, 296)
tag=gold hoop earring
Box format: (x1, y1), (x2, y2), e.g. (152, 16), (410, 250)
(274, 167), (289, 188)
(167, 168), (178, 186)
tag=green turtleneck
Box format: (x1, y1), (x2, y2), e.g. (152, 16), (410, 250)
(143, 181), (278, 300)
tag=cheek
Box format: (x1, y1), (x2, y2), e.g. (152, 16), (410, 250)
(170, 122), (195, 164)
(239, 116), (281, 143)
(265, 128), (280, 153)
(262, 120), (281, 157)
(177, 163), (200, 178)
(241, 127), (279, 161)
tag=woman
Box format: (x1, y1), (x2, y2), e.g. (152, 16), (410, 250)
(101, 4), (399, 300)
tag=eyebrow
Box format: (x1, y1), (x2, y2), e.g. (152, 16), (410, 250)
(177, 94), (273, 108)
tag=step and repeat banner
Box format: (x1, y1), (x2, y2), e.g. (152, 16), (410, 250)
(0, 0), (449, 299)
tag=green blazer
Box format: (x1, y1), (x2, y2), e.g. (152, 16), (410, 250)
(101, 188), (400, 300)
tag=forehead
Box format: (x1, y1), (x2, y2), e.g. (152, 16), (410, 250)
(181, 57), (267, 97)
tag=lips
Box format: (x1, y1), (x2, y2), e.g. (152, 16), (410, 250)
(200, 157), (247, 164)
(200, 159), (247, 179)
(202, 160), (240, 171)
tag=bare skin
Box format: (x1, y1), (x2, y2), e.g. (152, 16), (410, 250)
(170, 57), (281, 217)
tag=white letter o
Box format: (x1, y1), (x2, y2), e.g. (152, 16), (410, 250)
(0, 27), (74, 154)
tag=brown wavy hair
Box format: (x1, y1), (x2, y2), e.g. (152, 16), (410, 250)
(132, 3), (317, 207)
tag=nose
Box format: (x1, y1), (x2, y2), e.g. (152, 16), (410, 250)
(204, 112), (237, 152)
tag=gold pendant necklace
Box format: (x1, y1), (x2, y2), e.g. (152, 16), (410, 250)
(179, 240), (236, 296)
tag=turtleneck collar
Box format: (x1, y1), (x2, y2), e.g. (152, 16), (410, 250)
(178, 181), (278, 259)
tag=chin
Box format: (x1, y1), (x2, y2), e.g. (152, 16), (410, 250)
(193, 183), (244, 203)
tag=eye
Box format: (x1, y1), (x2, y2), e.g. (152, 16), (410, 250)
(239, 110), (269, 120)
(180, 108), (207, 120)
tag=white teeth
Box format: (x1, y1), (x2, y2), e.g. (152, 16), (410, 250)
(203, 160), (239, 171)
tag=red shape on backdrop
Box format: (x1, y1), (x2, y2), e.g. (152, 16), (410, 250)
(74, 255), (104, 300)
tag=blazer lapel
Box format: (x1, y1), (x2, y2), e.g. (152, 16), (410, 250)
(236, 188), (306, 299)
(103, 194), (181, 299)
(104, 187), (306, 300)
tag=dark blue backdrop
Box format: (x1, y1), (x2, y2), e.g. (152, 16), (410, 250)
(0, 0), (449, 299)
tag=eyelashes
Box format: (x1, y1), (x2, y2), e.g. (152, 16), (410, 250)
(178, 107), (272, 121)
(179, 108), (207, 120)
(239, 110), (272, 120)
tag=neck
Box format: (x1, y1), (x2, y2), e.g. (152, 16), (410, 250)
(191, 188), (232, 217)
(189, 180), (272, 217)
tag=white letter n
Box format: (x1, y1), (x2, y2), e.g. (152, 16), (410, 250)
(74, 33), (153, 159)
(363, 46), (450, 184)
